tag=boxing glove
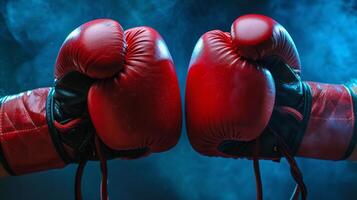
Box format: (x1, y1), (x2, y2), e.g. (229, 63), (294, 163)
(0, 19), (181, 199)
(186, 14), (357, 200)
(217, 14), (357, 162)
(185, 17), (276, 158)
(221, 14), (357, 200)
(185, 15), (277, 200)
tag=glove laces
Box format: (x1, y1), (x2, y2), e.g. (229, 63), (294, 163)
(75, 136), (109, 200)
(252, 127), (307, 200)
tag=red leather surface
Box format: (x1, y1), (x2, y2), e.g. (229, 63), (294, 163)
(185, 29), (275, 157)
(0, 88), (65, 174)
(55, 19), (125, 80)
(297, 82), (355, 160)
(88, 27), (182, 153)
(231, 14), (301, 74)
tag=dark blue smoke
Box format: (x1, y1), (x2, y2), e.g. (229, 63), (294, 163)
(0, 0), (356, 199)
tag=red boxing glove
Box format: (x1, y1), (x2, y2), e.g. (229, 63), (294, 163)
(222, 14), (357, 161)
(185, 17), (276, 157)
(186, 14), (357, 200)
(0, 19), (181, 200)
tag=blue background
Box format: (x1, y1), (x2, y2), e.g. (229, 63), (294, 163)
(0, 0), (357, 199)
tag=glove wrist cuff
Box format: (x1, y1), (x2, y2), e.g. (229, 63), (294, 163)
(0, 88), (66, 175)
(297, 82), (356, 160)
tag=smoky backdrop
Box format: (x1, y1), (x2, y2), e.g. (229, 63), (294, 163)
(0, 0), (356, 199)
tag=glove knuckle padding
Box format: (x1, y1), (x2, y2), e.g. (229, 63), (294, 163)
(55, 19), (125, 80)
(186, 30), (275, 156)
(88, 26), (182, 152)
(231, 14), (301, 74)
